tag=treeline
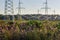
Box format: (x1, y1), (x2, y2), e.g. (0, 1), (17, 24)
(0, 20), (60, 40)
(0, 14), (60, 20)
(0, 15), (18, 20)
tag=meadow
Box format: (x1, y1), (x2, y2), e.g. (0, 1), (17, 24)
(0, 20), (60, 40)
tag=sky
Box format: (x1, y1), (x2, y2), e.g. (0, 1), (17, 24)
(0, 0), (60, 15)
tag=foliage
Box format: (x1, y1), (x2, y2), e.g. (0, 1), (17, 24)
(0, 20), (60, 40)
(56, 23), (60, 29)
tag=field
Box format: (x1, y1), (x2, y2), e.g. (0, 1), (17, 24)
(0, 20), (60, 40)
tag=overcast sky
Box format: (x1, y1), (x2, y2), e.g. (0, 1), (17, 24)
(0, 0), (60, 15)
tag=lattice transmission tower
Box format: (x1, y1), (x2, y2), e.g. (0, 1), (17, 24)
(41, 0), (50, 15)
(5, 0), (14, 22)
(17, 0), (24, 20)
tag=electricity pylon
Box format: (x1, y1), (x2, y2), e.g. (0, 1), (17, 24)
(37, 9), (40, 14)
(5, 0), (14, 22)
(18, 0), (25, 20)
(53, 9), (56, 15)
(41, 0), (50, 15)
